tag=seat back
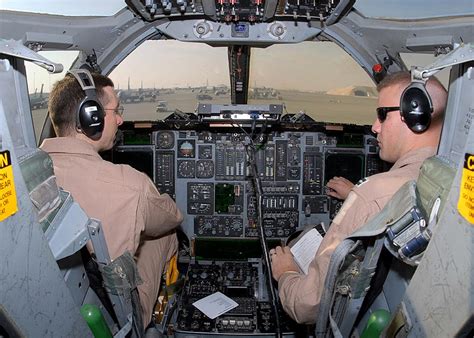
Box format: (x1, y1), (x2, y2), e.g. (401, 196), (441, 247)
(315, 155), (455, 337)
(20, 148), (143, 337)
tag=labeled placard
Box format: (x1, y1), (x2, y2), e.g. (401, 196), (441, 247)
(458, 153), (474, 224)
(0, 150), (18, 221)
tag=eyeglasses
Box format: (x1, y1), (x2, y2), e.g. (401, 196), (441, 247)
(104, 106), (124, 117)
(376, 106), (399, 123)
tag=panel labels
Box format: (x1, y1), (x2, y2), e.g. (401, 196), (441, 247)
(458, 153), (474, 224)
(0, 150), (18, 221)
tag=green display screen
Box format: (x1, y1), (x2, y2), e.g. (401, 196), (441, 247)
(215, 183), (235, 213)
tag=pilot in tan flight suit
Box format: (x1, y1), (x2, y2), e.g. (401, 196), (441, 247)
(270, 71), (448, 324)
(40, 73), (183, 328)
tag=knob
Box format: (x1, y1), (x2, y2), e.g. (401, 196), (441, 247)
(193, 20), (213, 38)
(268, 22), (287, 40)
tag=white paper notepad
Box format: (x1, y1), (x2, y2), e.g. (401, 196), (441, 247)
(290, 228), (323, 274)
(192, 292), (239, 319)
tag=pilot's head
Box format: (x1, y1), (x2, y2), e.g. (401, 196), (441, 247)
(371, 71), (447, 163)
(48, 72), (123, 151)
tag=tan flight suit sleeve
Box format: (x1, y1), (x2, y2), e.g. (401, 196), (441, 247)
(277, 189), (381, 324)
(139, 175), (184, 238)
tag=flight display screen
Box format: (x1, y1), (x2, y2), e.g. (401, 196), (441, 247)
(325, 152), (365, 185)
(113, 146), (154, 181)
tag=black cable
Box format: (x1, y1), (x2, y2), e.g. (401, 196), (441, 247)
(230, 116), (282, 337)
(250, 156), (283, 338)
(251, 116), (257, 139)
(245, 120), (283, 338)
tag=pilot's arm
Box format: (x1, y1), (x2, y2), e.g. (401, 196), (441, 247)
(139, 174), (183, 237)
(275, 190), (378, 323)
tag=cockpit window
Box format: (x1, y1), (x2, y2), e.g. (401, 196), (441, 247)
(26, 51), (79, 139)
(249, 41), (377, 125)
(108, 40), (231, 121)
(0, 0), (124, 16)
(355, 0), (474, 19)
(108, 40), (377, 126)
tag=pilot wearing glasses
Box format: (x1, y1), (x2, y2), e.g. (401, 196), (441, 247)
(270, 71), (448, 324)
(40, 72), (183, 329)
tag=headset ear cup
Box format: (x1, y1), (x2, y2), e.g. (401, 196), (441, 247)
(78, 99), (104, 140)
(400, 82), (433, 133)
(68, 69), (105, 140)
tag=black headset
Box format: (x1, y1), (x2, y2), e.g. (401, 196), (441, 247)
(67, 69), (104, 140)
(400, 81), (433, 133)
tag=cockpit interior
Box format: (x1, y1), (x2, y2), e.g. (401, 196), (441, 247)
(1, 0), (473, 337)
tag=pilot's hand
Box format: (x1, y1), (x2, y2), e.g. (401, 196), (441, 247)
(326, 176), (354, 200)
(270, 246), (299, 281)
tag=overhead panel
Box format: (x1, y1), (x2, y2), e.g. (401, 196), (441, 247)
(125, 0), (349, 24)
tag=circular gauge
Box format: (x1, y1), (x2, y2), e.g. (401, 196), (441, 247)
(196, 160), (214, 178)
(179, 140), (195, 157)
(177, 160), (195, 178)
(156, 131), (174, 149)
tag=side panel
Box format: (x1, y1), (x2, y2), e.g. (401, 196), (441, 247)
(0, 56), (89, 336)
(403, 62), (474, 337)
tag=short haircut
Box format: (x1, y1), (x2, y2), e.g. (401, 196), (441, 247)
(376, 71), (412, 93)
(48, 72), (114, 136)
(377, 71), (447, 124)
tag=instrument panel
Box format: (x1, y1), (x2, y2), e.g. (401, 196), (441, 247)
(174, 260), (297, 336)
(113, 123), (386, 241)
